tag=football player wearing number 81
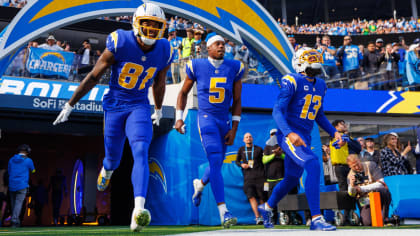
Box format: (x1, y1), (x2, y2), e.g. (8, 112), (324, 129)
(257, 47), (343, 230)
(53, 3), (173, 232)
(175, 35), (244, 228)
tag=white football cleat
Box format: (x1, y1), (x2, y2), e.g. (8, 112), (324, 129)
(130, 208), (151, 232)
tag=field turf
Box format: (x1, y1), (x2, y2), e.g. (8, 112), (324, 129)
(1, 225), (420, 235)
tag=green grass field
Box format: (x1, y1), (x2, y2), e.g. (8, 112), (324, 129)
(1, 225), (420, 235)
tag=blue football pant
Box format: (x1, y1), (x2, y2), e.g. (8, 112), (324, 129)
(198, 114), (229, 204)
(267, 135), (321, 217)
(103, 106), (153, 198)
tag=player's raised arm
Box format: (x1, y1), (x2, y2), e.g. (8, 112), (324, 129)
(53, 49), (115, 125)
(174, 75), (195, 134)
(151, 64), (170, 126)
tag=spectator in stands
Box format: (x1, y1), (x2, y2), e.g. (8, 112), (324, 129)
(168, 28), (182, 83)
(357, 137), (366, 157)
(361, 138), (381, 167)
(362, 41), (381, 88)
(262, 129), (298, 225)
(378, 43), (400, 90)
(181, 28), (195, 59)
(224, 39), (236, 60)
(288, 35), (301, 51)
(405, 40), (420, 87)
(38, 35), (64, 51)
(192, 28), (206, 58)
(317, 35), (339, 83)
(380, 133), (411, 176)
(346, 155), (391, 226)
(235, 45), (249, 64)
(235, 133), (265, 225)
(8, 144), (35, 227)
(375, 38), (385, 54)
(337, 36), (363, 88)
(77, 39), (93, 66)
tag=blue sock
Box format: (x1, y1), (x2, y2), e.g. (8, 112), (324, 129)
(304, 158), (321, 216)
(267, 175), (299, 208)
(201, 166), (210, 185)
(207, 151), (225, 203)
(131, 141), (150, 197)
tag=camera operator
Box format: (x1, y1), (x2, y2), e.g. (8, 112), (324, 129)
(346, 155), (391, 226)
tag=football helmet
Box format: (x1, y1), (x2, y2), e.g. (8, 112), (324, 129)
(132, 3), (166, 45)
(292, 47), (323, 74)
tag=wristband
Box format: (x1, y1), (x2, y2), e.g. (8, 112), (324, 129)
(232, 115), (241, 122)
(176, 110), (184, 121)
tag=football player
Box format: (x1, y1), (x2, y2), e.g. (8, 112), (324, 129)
(53, 3), (173, 232)
(258, 47), (343, 231)
(174, 35), (243, 228)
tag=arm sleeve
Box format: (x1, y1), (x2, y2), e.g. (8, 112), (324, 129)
(185, 60), (196, 81)
(360, 180), (385, 193)
(347, 137), (362, 154)
(272, 76), (295, 136)
(262, 154), (276, 164)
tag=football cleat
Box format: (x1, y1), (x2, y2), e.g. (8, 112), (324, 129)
(130, 208), (151, 232)
(310, 216), (336, 231)
(192, 179), (203, 207)
(258, 204), (274, 228)
(256, 216), (264, 225)
(222, 211), (237, 228)
(97, 171), (110, 191)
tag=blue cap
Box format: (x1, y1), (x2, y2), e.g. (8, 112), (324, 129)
(168, 28), (176, 33)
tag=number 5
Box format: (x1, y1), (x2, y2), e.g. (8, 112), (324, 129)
(209, 77), (226, 103)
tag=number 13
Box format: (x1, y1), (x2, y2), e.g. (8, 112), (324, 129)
(300, 94), (322, 120)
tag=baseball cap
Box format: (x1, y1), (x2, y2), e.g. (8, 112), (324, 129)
(376, 38), (384, 43)
(47, 35), (56, 41)
(270, 129), (278, 135)
(389, 132), (399, 138)
(365, 137), (374, 142)
(168, 28), (176, 33)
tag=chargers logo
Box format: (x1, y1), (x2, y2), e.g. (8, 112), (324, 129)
(149, 157), (167, 194)
(223, 152), (237, 164)
(0, 0), (294, 77)
(378, 91), (420, 114)
(40, 52), (66, 63)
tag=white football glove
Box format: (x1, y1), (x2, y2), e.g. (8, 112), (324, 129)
(53, 103), (74, 125)
(151, 109), (162, 126)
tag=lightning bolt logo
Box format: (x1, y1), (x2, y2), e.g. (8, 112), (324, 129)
(40, 52), (66, 63)
(383, 91), (420, 114)
(0, 0), (294, 78)
(149, 157), (167, 194)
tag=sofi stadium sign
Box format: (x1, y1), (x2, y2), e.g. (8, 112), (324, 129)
(0, 76), (107, 113)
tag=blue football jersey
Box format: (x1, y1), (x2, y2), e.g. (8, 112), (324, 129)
(186, 59), (244, 118)
(318, 46), (337, 66)
(276, 73), (328, 140)
(340, 45), (362, 72)
(170, 36), (182, 61)
(102, 30), (173, 111)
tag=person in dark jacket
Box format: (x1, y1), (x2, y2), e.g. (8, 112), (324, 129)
(378, 43), (400, 90)
(236, 133), (265, 224)
(362, 42), (381, 89)
(8, 144), (35, 227)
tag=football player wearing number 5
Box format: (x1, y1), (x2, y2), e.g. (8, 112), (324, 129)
(258, 47), (343, 231)
(174, 35), (244, 228)
(53, 3), (173, 232)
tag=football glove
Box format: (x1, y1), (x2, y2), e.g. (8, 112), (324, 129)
(151, 109), (162, 126)
(53, 103), (73, 125)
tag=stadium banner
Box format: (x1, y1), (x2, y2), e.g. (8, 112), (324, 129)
(146, 110), (324, 225)
(241, 85), (420, 114)
(26, 47), (74, 78)
(0, 76), (108, 113)
(0, 0), (294, 80)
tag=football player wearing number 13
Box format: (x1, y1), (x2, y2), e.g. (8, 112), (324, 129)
(53, 3), (173, 232)
(175, 35), (244, 228)
(258, 47), (343, 231)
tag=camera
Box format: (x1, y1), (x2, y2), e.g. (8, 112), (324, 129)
(354, 172), (368, 185)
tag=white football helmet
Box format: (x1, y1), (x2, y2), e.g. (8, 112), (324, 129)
(292, 47), (324, 73)
(132, 3), (166, 45)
